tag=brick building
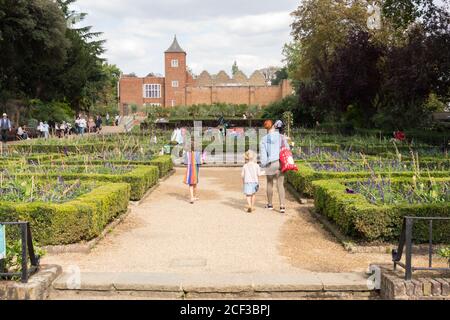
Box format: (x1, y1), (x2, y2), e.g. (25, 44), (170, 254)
(118, 36), (293, 115)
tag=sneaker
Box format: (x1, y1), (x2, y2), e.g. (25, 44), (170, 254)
(265, 204), (274, 211)
(280, 207), (286, 214)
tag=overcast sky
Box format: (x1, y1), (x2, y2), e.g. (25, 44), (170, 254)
(73, 0), (300, 77)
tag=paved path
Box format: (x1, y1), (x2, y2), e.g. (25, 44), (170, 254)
(43, 167), (410, 276)
(43, 168), (308, 274)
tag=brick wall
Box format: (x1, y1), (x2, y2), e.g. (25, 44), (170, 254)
(379, 265), (450, 300)
(119, 68), (294, 113)
(165, 52), (187, 107)
(185, 84), (289, 106)
(119, 76), (165, 115)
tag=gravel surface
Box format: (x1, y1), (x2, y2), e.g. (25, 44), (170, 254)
(42, 167), (446, 275)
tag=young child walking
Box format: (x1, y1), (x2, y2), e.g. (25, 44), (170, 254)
(241, 150), (265, 213)
(184, 138), (203, 204)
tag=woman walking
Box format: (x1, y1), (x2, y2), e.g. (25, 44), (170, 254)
(260, 120), (289, 214)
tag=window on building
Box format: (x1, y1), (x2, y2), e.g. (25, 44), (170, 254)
(171, 100), (176, 107)
(171, 59), (179, 68)
(172, 80), (179, 88)
(144, 103), (161, 107)
(143, 84), (161, 98)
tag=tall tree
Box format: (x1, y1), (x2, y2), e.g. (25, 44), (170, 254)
(54, 0), (106, 112)
(288, 0), (369, 83)
(382, 0), (449, 29)
(0, 0), (68, 103)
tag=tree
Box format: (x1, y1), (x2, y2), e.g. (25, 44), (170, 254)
(0, 0), (112, 123)
(271, 67), (288, 86)
(259, 66), (280, 84)
(0, 0), (69, 104)
(231, 61), (240, 76)
(382, 0), (449, 29)
(288, 0), (369, 83)
(55, 0), (106, 112)
(325, 28), (384, 125)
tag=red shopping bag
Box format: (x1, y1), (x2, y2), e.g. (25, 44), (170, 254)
(280, 137), (298, 173)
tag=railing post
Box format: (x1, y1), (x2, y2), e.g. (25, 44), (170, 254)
(429, 220), (433, 269)
(20, 223), (28, 283)
(405, 218), (414, 281)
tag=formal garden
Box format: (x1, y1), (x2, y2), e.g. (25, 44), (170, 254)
(1, 0), (450, 302)
(0, 132), (174, 277)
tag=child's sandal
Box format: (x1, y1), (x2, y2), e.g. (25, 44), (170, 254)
(280, 207), (286, 214)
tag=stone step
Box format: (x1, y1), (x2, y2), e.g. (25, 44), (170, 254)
(50, 272), (378, 300)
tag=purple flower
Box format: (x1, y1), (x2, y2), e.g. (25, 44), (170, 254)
(346, 188), (356, 194)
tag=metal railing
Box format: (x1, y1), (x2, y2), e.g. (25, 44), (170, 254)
(392, 217), (450, 281)
(0, 222), (40, 283)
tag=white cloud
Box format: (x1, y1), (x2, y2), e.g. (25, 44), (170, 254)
(73, 0), (299, 76)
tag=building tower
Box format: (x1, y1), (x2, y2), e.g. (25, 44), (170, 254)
(164, 36), (187, 107)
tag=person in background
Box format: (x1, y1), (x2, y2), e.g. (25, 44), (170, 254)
(42, 121), (50, 139)
(37, 121), (44, 138)
(88, 116), (95, 133)
(79, 116), (87, 136)
(115, 114), (120, 126)
(75, 116), (81, 135)
(1, 113), (12, 144)
(60, 121), (67, 138)
(95, 115), (103, 133)
(67, 122), (73, 136)
(17, 125), (29, 140)
(171, 124), (184, 145)
(54, 123), (60, 138)
(106, 113), (110, 126)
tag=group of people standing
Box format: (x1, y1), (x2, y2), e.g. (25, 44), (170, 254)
(0, 111), (120, 143)
(183, 119), (291, 213)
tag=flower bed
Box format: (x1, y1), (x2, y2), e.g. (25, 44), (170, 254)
(312, 177), (450, 243)
(0, 182), (130, 245)
(11, 165), (159, 201)
(0, 153), (65, 164)
(0, 177), (94, 203)
(286, 161), (450, 197)
(43, 155), (174, 178)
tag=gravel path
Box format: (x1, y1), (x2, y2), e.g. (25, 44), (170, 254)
(42, 167), (445, 274)
(43, 168), (307, 274)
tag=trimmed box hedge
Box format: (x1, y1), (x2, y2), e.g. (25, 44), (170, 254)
(0, 153), (65, 164)
(312, 178), (450, 243)
(14, 165), (160, 201)
(9, 143), (140, 154)
(286, 162), (450, 198)
(0, 183), (130, 246)
(44, 155), (174, 179)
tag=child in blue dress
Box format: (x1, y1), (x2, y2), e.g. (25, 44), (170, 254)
(241, 150), (266, 213)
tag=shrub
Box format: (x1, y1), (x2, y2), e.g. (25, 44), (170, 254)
(148, 156), (174, 177)
(312, 178), (450, 243)
(0, 183), (130, 245)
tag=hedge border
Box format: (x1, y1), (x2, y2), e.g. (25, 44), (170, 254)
(0, 182), (130, 246)
(312, 177), (450, 243)
(286, 162), (450, 198)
